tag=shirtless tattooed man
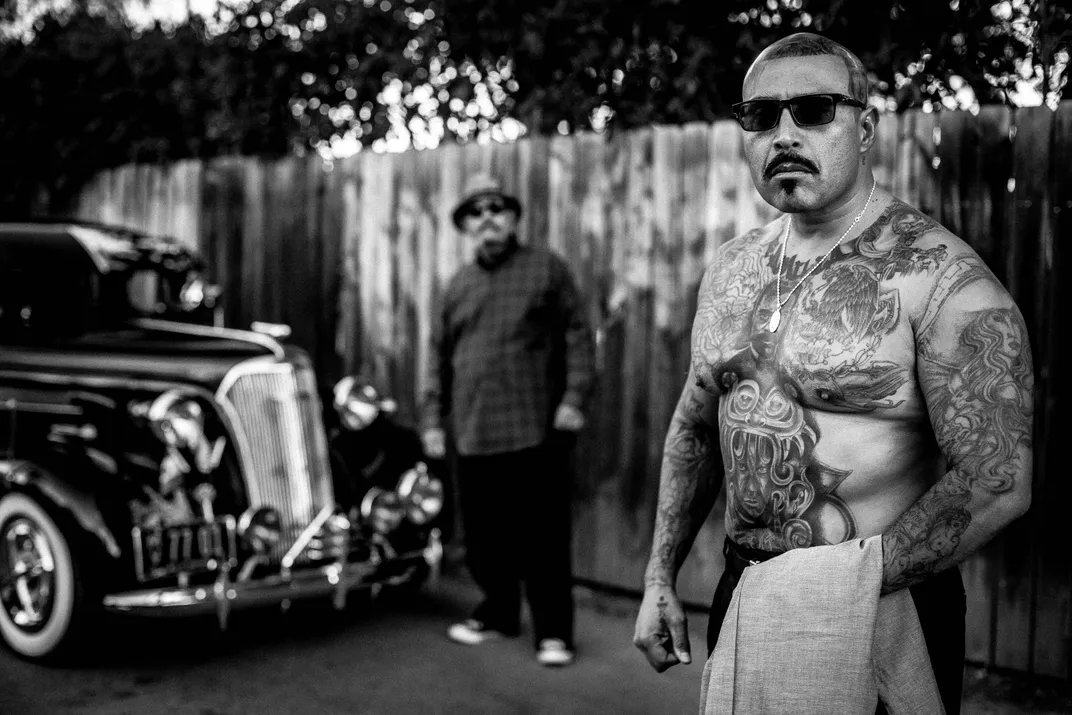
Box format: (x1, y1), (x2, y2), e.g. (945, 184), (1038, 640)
(632, 33), (1033, 714)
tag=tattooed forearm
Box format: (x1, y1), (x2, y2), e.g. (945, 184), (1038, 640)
(882, 477), (973, 593)
(645, 389), (723, 587)
(883, 306), (1033, 592)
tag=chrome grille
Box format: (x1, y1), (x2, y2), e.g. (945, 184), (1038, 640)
(217, 358), (335, 563)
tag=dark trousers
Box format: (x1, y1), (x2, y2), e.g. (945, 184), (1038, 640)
(456, 436), (574, 648)
(707, 538), (966, 715)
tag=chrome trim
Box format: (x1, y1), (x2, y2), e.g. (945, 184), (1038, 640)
(215, 358), (335, 564)
(250, 321), (292, 340)
(215, 356), (288, 410)
(0, 373), (216, 396)
(396, 463), (424, 500)
(0, 401), (82, 416)
(102, 561), (387, 617)
(425, 528), (443, 574)
(132, 318), (285, 360)
(1, 516), (57, 631)
(102, 536), (441, 620)
(280, 505), (334, 573)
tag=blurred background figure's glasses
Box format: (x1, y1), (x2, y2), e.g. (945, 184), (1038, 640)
(731, 93), (866, 132)
(462, 198), (507, 219)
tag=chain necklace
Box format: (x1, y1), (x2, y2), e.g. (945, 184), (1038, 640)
(768, 179), (877, 333)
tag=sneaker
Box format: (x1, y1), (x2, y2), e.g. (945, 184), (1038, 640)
(447, 619), (504, 646)
(536, 638), (575, 667)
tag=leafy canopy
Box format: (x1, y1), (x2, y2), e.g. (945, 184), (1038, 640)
(0, 0), (1067, 215)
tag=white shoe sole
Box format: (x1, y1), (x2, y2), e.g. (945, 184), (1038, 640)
(447, 623), (502, 646)
(536, 652), (575, 667)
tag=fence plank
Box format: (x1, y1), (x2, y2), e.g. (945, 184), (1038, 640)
(436, 144), (465, 286)
(413, 146), (441, 413)
(992, 106), (1054, 673)
(590, 131), (631, 587)
(334, 157), (358, 375)
(522, 135), (551, 250)
(936, 110), (967, 236)
(376, 153), (399, 394)
(395, 150), (421, 420)
(969, 106), (1014, 277)
(547, 135), (574, 257)
(317, 161), (344, 380)
(357, 153), (380, 379)
(240, 160), (266, 327)
(598, 127), (654, 590)
(571, 131), (608, 584)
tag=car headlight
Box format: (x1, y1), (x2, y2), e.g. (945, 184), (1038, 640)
(238, 507), (282, 554)
(147, 391), (206, 451)
(397, 462), (444, 526)
(360, 487), (405, 533)
(333, 376), (381, 431)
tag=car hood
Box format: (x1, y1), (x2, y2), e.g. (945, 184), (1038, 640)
(0, 324), (282, 392)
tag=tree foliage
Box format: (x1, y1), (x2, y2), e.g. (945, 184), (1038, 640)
(442, 0), (1071, 133)
(0, 0), (1068, 216)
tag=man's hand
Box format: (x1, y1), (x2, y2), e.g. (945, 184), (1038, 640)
(552, 403), (586, 432)
(421, 427), (446, 459)
(633, 583), (692, 672)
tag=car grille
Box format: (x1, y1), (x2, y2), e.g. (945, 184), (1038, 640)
(217, 358), (334, 564)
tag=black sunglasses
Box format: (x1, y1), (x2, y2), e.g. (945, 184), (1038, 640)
(731, 93), (866, 132)
(461, 198), (508, 219)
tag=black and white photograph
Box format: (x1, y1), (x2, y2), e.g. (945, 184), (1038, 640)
(0, 1), (1070, 713)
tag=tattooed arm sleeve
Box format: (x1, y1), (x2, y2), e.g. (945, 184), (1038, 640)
(644, 373), (723, 588)
(644, 265), (725, 589)
(882, 255), (1033, 593)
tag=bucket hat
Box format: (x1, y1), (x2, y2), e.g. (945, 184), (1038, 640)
(451, 173), (522, 229)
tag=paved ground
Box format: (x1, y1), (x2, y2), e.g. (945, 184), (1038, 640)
(0, 570), (1069, 715)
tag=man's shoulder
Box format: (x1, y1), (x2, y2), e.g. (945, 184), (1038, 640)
(876, 200), (1015, 329)
(881, 198), (964, 249)
(517, 243), (576, 278)
(699, 217), (781, 282)
(519, 242), (566, 263)
(877, 198), (990, 275)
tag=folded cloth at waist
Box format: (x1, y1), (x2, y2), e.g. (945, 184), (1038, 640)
(700, 535), (946, 715)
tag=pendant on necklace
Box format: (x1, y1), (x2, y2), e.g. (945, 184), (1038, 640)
(768, 308), (781, 333)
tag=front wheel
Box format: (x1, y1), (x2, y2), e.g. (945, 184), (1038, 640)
(0, 492), (86, 661)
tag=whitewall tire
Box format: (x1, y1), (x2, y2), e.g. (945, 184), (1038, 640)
(0, 492), (83, 660)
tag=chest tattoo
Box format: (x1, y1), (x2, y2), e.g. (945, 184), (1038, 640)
(696, 202), (949, 551)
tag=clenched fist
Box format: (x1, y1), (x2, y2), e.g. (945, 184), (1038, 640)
(633, 583), (693, 673)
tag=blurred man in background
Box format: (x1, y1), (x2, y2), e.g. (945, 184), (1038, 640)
(421, 173), (595, 667)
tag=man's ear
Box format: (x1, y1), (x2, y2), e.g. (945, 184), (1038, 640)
(859, 105), (879, 153)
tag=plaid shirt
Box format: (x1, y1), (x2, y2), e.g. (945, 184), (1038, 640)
(421, 240), (595, 456)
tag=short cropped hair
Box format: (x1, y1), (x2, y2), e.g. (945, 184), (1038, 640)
(744, 33), (869, 103)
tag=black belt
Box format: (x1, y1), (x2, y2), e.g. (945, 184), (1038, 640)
(722, 537), (780, 575)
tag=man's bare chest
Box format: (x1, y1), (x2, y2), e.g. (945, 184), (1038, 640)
(692, 221), (948, 415)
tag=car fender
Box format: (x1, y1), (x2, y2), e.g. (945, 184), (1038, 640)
(0, 459), (123, 560)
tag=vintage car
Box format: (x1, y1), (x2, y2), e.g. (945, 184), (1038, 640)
(0, 219), (446, 661)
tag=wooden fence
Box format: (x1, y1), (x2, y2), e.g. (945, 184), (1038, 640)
(71, 102), (1071, 680)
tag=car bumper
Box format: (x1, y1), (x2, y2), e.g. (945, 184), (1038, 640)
(102, 534), (441, 627)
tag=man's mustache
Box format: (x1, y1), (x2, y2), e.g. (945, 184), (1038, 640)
(764, 153), (818, 179)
